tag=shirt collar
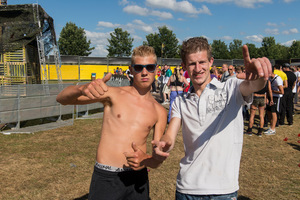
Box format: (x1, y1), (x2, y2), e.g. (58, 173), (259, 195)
(186, 77), (222, 97)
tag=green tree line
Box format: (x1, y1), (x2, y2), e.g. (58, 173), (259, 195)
(58, 22), (300, 60)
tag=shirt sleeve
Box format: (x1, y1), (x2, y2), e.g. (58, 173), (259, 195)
(227, 78), (253, 106)
(171, 96), (182, 119)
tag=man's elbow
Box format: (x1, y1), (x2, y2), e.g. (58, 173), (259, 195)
(56, 95), (68, 105)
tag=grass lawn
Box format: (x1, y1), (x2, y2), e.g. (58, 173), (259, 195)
(0, 114), (300, 200)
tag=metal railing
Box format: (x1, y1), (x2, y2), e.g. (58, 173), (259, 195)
(0, 77), (130, 132)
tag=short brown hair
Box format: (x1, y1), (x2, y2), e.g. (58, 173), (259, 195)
(131, 45), (157, 65)
(181, 37), (212, 64)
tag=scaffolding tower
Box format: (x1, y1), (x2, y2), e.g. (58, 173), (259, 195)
(0, 3), (62, 90)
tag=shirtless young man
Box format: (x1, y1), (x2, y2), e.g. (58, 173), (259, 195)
(56, 45), (167, 200)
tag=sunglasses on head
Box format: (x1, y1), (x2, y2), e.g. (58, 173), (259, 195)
(132, 64), (156, 73)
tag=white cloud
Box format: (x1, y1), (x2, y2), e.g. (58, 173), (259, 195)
(245, 35), (264, 43)
(290, 28), (299, 33)
(123, 5), (173, 19)
(221, 36), (233, 40)
(89, 20), (156, 57)
(150, 10), (173, 19)
(283, 0), (295, 3)
(267, 22), (277, 27)
(282, 28), (299, 35)
(128, 19), (155, 33)
(123, 5), (149, 16)
(118, 0), (129, 6)
(281, 39), (296, 46)
(97, 21), (120, 28)
(282, 30), (289, 35)
(85, 30), (110, 57)
(264, 28), (279, 35)
(132, 34), (143, 42)
(146, 0), (212, 15)
(193, 0), (272, 8)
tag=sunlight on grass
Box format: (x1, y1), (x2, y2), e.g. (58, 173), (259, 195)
(0, 115), (300, 199)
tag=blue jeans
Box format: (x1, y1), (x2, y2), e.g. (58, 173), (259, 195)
(168, 91), (183, 123)
(176, 191), (238, 200)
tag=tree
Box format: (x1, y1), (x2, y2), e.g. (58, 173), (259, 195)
(58, 22), (94, 56)
(107, 28), (133, 57)
(211, 40), (230, 59)
(229, 39), (243, 59)
(245, 43), (260, 58)
(259, 37), (281, 59)
(276, 44), (289, 59)
(143, 33), (161, 57)
(289, 40), (300, 59)
(144, 26), (179, 58)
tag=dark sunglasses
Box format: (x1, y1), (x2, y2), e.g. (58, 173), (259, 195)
(132, 64), (156, 73)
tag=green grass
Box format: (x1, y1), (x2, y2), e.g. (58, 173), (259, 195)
(0, 114), (300, 200)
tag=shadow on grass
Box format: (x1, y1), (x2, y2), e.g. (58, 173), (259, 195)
(238, 195), (251, 200)
(74, 193), (89, 200)
(288, 143), (300, 151)
(73, 193), (251, 200)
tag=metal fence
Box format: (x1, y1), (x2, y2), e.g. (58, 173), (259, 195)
(47, 55), (275, 67)
(0, 76), (130, 133)
(0, 83), (74, 130)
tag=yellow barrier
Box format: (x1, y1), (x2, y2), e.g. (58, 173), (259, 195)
(48, 64), (130, 80)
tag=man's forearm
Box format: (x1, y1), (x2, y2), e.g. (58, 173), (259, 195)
(240, 78), (266, 97)
(56, 85), (83, 105)
(142, 155), (164, 169)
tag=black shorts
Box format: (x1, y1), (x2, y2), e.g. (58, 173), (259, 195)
(266, 97), (279, 113)
(88, 165), (150, 200)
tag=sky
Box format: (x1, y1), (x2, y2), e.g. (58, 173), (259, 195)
(7, 0), (300, 57)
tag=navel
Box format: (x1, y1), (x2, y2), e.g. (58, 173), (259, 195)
(117, 114), (121, 118)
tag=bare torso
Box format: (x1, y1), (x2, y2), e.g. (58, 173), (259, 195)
(169, 75), (185, 92)
(96, 86), (163, 168)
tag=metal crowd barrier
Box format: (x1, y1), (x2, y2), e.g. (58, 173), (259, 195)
(0, 76), (130, 133)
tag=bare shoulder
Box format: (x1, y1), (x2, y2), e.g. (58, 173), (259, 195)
(152, 98), (168, 116)
(104, 86), (130, 96)
(98, 86), (128, 105)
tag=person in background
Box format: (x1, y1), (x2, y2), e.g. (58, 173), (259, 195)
(227, 65), (236, 80)
(292, 65), (300, 113)
(159, 69), (169, 104)
(151, 77), (157, 93)
(297, 66), (300, 99)
(220, 63), (230, 82)
(281, 63), (296, 125)
(161, 65), (171, 104)
(273, 64), (288, 126)
(183, 68), (191, 93)
(210, 68), (218, 79)
(126, 66), (133, 86)
(118, 68), (123, 75)
(246, 79), (273, 137)
(165, 64), (172, 78)
(235, 65), (244, 75)
(166, 66), (189, 123)
(265, 66), (284, 135)
(217, 68), (223, 80)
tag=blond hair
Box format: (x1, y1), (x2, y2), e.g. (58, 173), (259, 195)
(131, 45), (157, 65)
